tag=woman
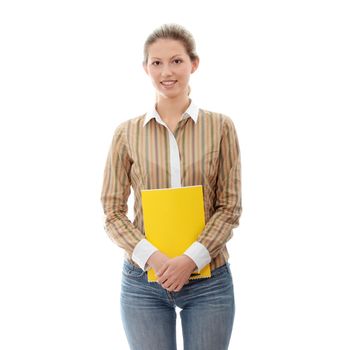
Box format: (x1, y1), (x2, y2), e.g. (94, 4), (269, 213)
(100, 23), (242, 350)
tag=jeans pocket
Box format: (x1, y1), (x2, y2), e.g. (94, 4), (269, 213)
(211, 263), (230, 278)
(226, 262), (233, 277)
(122, 260), (146, 279)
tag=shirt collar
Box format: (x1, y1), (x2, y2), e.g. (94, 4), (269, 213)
(143, 99), (199, 127)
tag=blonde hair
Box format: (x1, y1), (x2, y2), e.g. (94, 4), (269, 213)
(143, 23), (199, 96)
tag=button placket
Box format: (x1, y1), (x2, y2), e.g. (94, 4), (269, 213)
(155, 115), (186, 189)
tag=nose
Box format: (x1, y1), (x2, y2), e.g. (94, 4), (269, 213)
(161, 63), (173, 77)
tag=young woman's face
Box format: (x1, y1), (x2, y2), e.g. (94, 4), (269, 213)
(143, 39), (199, 99)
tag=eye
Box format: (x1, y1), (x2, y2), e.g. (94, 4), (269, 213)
(151, 61), (161, 66)
(173, 59), (183, 64)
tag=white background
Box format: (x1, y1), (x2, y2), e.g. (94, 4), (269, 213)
(1, 0), (349, 349)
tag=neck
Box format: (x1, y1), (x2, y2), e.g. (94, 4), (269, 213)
(155, 93), (191, 122)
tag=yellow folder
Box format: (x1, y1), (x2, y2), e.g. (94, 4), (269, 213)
(141, 185), (211, 283)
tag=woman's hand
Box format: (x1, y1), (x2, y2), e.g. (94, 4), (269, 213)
(156, 255), (197, 292)
(146, 251), (171, 274)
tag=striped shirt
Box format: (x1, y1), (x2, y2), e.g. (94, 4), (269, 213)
(100, 99), (242, 273)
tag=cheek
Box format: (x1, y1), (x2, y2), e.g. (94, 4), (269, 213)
(177, 66), (192, 79)
(148, 68), (159, 79)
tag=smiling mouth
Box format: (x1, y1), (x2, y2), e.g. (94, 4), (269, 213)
(161, 80), (177, 86)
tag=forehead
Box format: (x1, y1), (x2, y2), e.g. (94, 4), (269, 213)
(148, 39), (187, 59)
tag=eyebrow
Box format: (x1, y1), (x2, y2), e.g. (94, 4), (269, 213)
(150, 54), (183, 60)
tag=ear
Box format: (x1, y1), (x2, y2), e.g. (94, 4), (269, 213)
(191, 57), (200, 74)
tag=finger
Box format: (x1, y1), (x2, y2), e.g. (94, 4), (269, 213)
(156, 263), (168, 278)
(173, 284), (183, 292)
(166, 284), (178, 292)
(162, 279), (173, 289)
(166, 279), (182, 291)
(157, 273), (168, 284)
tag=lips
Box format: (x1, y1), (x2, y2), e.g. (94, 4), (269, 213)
(161, 80), (177, 86)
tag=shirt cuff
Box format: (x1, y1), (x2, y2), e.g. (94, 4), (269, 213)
(183, 241), (211, 273)
(131, 239), (159, 271)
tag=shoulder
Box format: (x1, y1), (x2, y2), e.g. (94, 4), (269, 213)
(199, 108), (237, 129)
(112, 113), (147, 135)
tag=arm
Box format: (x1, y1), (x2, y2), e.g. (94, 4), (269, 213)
(100, 123), (158, 271)
(183, 116), (242, 270)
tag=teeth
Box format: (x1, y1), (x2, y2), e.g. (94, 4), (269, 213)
(162, 81), (176, 85)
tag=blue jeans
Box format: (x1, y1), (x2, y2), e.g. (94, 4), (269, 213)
(120, 259), (235, 350)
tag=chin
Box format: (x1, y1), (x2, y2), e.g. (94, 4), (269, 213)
(158, 87), (186, 98)
(162, 92), (182, 100)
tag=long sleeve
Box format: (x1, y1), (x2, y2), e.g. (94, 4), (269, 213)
(195, 116), (242, 259)
(183, 241), (211, 273)
(100, 123), (157, 266)
(132, 238), (159, 271)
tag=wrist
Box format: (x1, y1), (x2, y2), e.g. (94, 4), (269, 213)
(147, 250), (160, 265)
(147, 250), (167, 268)
(182, 254), (197, 271)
